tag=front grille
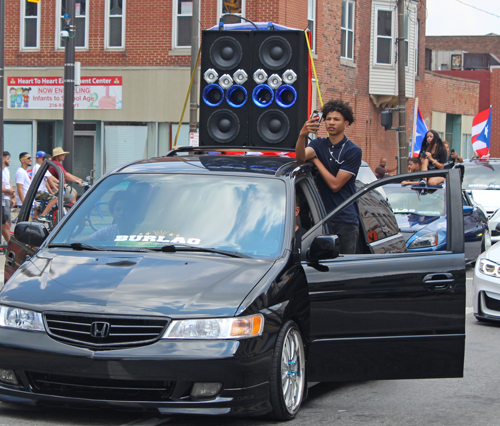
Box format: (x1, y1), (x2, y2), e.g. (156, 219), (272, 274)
(27, 372), (175, 401)
(484, 293), (500, 312)
(44, 312), (170, 349)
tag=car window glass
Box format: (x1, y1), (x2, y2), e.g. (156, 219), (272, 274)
(50, 174), (286, 258)
(462, 162), (500, 189)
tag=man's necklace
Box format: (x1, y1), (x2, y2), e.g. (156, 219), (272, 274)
(329, 141), (346, 164)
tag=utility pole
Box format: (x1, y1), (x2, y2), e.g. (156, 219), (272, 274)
(397, 0), (407, 174)
(0, 0), (4, 235)
(189, 0), (200, 135)
(62, 0), (76, 173)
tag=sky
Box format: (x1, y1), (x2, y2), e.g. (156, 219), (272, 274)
(425, 0), (500, 36)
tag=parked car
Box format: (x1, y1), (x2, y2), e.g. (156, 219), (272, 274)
(473, 241), (500, 322)
(0, 150), (466, 419)
(384, 183), (490, 263)
(461, 159), (500, 218)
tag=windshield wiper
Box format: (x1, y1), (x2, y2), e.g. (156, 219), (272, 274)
(150, 244), (250, 258)
(49, 242), (105, 251)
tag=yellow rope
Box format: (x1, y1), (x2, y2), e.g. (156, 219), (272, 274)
(173, 45), (202, 149)
(304, 30), (324, 108)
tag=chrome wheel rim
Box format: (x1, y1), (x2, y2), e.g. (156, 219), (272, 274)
(280, 327), (305, 415)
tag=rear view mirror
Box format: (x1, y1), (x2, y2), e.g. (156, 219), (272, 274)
(14, 222), (49, 247)
(463, 206), (473, 216)
(307, 235), (340, 261)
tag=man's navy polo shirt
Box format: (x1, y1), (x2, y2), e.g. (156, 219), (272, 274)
(308, 136), (362, 225)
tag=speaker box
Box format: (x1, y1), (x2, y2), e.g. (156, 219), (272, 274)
(199, 29), (311, 148)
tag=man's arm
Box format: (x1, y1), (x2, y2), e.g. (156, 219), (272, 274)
(2, 181), (14, 197)
(46, 175), (59, 194)
(296, 117), (320, 162)
(16, 183), (25, 204)
(63, 171), (83, 185)
(312, 158), (353, 193)
(451, 152), (463, 163)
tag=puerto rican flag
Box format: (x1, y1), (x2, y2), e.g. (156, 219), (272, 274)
(472, 107), (492, 158)
(412, 108), (428, 157)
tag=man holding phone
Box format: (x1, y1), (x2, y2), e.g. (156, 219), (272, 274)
(295, 99), (362, 254)
(443, 140), (463, 169)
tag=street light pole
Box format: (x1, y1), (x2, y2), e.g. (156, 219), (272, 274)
(0, 0), (4, 235)
(189, 0), (200, 135)
(397, 0), (407, 174)
(62, 0), (75, 174)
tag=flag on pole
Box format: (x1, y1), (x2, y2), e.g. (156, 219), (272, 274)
(472, 107), (492, 158)
(412, 108), (428, 157)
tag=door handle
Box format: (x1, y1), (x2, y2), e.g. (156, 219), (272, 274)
(5, 251), (16, 268)
(422, 273), (455, 290)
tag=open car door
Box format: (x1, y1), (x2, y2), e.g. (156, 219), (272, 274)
(4, 160), (64, 283)
(304, 169), (465, 382)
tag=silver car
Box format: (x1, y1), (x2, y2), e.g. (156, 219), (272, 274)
(473, 241), (500, 322)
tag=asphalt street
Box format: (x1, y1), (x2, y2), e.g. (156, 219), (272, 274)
(0, 265), (499, 426)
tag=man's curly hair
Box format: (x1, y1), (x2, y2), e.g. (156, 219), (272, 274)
(321, 99), (355, 125)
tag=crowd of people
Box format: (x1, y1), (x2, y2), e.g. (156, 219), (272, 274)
(1, 147), (82, 245)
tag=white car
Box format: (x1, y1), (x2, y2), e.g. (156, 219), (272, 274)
(473, 241), (500, 322)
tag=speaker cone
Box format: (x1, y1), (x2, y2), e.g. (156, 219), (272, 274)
(252, 84), (274, 108)
(209, 37), (243, 70)
(226, 85), (248, 108)
(257, 110), (290, 144)
(275, 84), (297, 109)
(259, 36), (292, 70)
(207, 109), (240, 144)
(202, 84), (225, 107)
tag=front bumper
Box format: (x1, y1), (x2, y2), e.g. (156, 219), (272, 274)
(472, 262), (500, 321)
(0, 328), (274, 416)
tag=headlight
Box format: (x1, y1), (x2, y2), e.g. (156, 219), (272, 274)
(0, 306), (44, 331)
(408, 231), (439, 249)
(479, 259), (500, 278)
(163, 314), (264, 339)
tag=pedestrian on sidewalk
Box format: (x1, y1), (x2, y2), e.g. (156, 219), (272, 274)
(2, 152), (15, 244)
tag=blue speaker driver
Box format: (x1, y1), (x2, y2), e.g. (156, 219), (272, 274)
(226, 85), (248, 108)
(203, 84), (225, 107)
(275, 84), (297, 109)
(252, 84), (275, 108)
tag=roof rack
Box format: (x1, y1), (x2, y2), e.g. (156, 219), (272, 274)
(165, 146), (296, 157)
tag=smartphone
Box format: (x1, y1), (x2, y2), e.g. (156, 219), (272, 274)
(311, 110), (323, 122)
(451, 149), (455, 154)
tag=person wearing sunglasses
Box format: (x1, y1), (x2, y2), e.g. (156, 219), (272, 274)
(15, 152), (33, 206)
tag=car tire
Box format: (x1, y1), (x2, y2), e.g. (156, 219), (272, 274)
(269, 320), (306, 421)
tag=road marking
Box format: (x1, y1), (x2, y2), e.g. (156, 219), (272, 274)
(121, 418), (172, 426)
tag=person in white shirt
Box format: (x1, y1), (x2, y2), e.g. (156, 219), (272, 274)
(2, 151), (15, 243)
(15, 152), (33, 206)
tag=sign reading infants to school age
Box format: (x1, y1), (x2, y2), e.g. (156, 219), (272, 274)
(7, 76), (123, 110)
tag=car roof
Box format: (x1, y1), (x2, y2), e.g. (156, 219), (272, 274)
(115, 150), (300, 178)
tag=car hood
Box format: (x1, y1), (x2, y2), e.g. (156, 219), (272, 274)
(479, 241), (500, 262)
(0, 249), (275, 318)
(469, 190), (500, 213)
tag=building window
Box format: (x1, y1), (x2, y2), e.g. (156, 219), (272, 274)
(308, 0), (316, 51)
(106, 0), (125, 49)
(174, 0), (192, 48)
(218, 0), (245, 24)
(375, 8), (393, 65)
(341, 0), (354, 60)
(57, 0), (89, 50)
(21, 0), (40, 50)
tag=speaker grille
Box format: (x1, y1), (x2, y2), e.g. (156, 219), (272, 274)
(207, 109), (241, 143)
(259, 36), (292, 70)
(209, 36), (243, 70)
(257, 109), (290, 144)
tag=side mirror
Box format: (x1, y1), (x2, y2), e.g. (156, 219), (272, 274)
(496, 223), (500, 233)
(14, 222), (49, 247)
(463, 206), (473, 216)
(307, 235), (340, 261)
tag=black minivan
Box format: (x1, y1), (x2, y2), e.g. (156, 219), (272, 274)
(0, 148), (465, 420)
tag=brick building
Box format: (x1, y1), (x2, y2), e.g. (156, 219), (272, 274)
(426, 34), (500, 157)
(3, 0), (479, 185)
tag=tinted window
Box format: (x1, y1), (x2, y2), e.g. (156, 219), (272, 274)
(51, 174), (287, 258)
(462, 163), (500, 189)
(358, 188), (399, 242)
(385, 186), (445, 217)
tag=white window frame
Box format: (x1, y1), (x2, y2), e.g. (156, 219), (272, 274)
(374, 6), (394, 66)
(173, 0), (194, 49)
(217, 0), (246, 23)
(20, 0), (40, 51)
(308, 0), (316, 52)
(341, 0), (355, 60)
(55, 0), (89, 51)
(105, 0), (126, 50)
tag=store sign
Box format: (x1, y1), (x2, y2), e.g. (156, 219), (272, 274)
(7, 76), (123, 110)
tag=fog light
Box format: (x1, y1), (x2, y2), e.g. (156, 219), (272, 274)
(0, 369), (18, 385)
(191, 382), (222, 400)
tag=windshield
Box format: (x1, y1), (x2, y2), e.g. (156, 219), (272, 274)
(385, 186), (445, 216)
(462, 163), (500, 189)
(50, 174), (287, 258)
